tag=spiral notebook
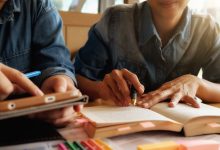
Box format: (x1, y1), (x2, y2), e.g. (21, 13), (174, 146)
(0, 117), (64, 146)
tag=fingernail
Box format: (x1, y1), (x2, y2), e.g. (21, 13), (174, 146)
(74, 105), (83, 112)
(36, 89), (44, 96)
(58, 86), (66, 92)
(141, 85), (145, 91)
(72, 90), (79, 96)
(137, 101), (142, 105)
(195, 103), (200, 108)
(171, 101), (178, 106)
(173, 101), (178, 106)
(138, 85), (145, 93)
(143, 103), (149, 108)
(168, 102), (174, 107)
(79, 105), (84, 110)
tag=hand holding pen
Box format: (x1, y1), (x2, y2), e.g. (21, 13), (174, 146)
(0, 63), (43, 100)
(98, 69), (144, 106)
(130, 85), (137, 106)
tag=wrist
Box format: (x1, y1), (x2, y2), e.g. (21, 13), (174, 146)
(197, 77), (206, 97)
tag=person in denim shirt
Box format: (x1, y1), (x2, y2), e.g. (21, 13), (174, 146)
(74, 0), (220, 108)
(0, 0), (81, 126)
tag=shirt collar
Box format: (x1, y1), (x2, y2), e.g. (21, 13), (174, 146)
(174, 7), (192, 46)
(138, 2), (156, 46)
(0, 0), (21, 24)
(138, 2), (191, 46)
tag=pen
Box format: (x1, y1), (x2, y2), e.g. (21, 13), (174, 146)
(130, 85), (137, 106)
(25, 71), (41, 78)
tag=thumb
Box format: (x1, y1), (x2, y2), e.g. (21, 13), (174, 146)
(53, 77), (67, 92)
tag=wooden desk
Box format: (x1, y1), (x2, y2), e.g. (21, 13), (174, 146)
(106, 131), (220, 150)
(1, 109), (220, 150)
(58, 117), (220, 150)
(57, 101), (220, 149)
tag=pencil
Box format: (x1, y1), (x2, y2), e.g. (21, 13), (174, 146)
(130, 85), (137, 106)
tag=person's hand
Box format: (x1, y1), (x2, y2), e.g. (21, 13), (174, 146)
(0, 63), (43, 100)
(97, 69), (145, 106)
(137, 74), (202, 108)
(31, 75), (82, 127)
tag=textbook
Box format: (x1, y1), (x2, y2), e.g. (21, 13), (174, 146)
(81, 102), (220, 138)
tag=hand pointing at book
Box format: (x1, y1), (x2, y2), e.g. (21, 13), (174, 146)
(137, 74), (201, 108)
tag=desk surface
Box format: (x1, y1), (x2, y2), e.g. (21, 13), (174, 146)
(1, 118), (220, 150)
(58, 120), (220, 150)
(57, 101), (220, 149)
(106, 132), (220, 150)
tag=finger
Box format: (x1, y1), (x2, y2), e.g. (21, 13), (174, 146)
(34, 107), (74, 120)
(98, 81), (121, 106)
(121, 69), (145, 94)
(46, 113), (75, 127)
(182, 96), (200, 108)
(73, 105), (83, 112)
(0, 71), (14, 100)
(137, 94), (152, 108)
(140, 88), (174, 108)
(52, 77), (68, 93)
(32, 110), (60, 120)
(137, 100), (150, 108)
(168, 92), (183, 107)
(104, 83), (122, 106)
(62, 75), (75, 91)
(1, 66), (43, 96)
(12, 84), (26, 95)
(110, 70), (130, 100)
(72, 89), (82, 97)
(104, 74), (124, 102)
(137, 94), (151, 106)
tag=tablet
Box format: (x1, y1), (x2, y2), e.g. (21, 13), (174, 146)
(0, 91), (89, 120)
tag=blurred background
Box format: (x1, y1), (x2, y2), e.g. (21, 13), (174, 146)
(52, 0), (220, 24)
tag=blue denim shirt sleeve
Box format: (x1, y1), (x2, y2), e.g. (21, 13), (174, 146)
(74, 25), (112, 81)
(30, 1), (76, 85)
(202, 22), (220, 83)
(74, 2), (220, 91)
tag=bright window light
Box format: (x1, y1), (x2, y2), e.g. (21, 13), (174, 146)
(81, 0), (98, 13)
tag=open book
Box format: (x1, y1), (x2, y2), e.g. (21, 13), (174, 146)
(81, 102), (220, 138)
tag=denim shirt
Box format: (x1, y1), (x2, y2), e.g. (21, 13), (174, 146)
(0, 0), (76, 86)
(74, 2), (220, 92)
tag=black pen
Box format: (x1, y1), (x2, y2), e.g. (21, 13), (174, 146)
(130, 85), (137, 106)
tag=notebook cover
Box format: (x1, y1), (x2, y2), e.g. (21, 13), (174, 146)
(0, 117), (64, 146)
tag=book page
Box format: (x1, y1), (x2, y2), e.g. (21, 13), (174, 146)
(151, 102), (220, 124)
(81, 106), (179, 127)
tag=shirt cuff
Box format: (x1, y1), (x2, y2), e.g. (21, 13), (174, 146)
(34, 67), (77, 87)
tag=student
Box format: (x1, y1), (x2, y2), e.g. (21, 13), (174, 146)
(0, 0), (81, 126)
(74, 0), (220, 108)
